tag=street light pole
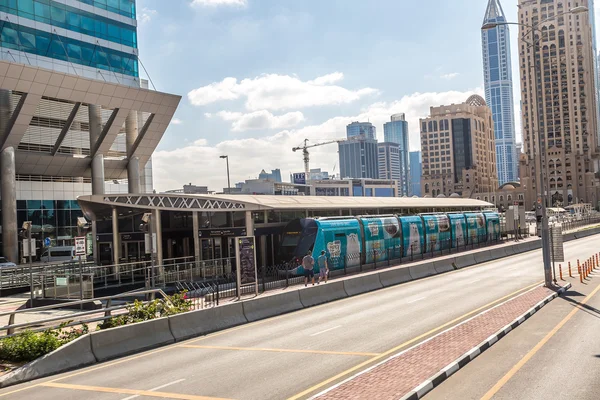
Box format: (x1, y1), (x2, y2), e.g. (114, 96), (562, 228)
(220, 155), (231, 194)
(482, 6), (589, 288)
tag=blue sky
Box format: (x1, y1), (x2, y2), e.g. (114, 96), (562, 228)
(134, 0), (593, 192)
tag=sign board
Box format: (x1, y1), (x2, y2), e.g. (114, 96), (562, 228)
(292, 172), (306, 185)
(144, 233), (157, 254)
(75, 236), (86, 256)
(199, 228), (246, 238)
(56, 277), (68, 286)
(235, 236), (258, 297)
(22, 239), (36, 257)
(44, 237), (51, 247)
(550, 225), (564, 263)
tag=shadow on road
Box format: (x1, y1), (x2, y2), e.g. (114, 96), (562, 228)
(560, 291), (600, 320)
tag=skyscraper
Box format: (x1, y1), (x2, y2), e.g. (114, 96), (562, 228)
(482, 0), (518, 185)
(409, 151), (422, 197)
(518, 0), (599, 206)
(420, 96), (498, 197)
(383, 114), (410, 196)
(338, 136), (379, 179)
(378, 142), (400, 196)
(0, 1), (181, 263)
(346, 121), (376, 140)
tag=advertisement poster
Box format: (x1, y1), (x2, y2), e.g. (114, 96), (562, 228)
(465, 213), (487, 244)
(235, 236), (258, 296)
(449, 214), (467, 247)
(484, 213), (501, 242)
(361, 217), (401, 263)
(292, 173), (306, 185)
(400, 216), (424, 257)
(423, 215), (451, 252)
(313, 219), (362, 270)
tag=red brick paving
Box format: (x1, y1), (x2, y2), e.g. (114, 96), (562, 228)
(315, 286), (555, 400)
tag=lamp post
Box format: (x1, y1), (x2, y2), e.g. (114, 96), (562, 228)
(220, 155), (231, 194)
(482, 6), (588, 288)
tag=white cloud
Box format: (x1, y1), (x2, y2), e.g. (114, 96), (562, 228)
(214, 110), (305, 131)
(191, 0), (247, 7)
(171, 118), (183, 125)
(154, 88), (481, 192)
(187, 72), (378, 111)
(139, 8), (157, 24)
(440, 72), (460, 80)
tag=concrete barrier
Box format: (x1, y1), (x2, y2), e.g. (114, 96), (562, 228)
(454, 253), (476, 269)
(514, 242), (531, 254)
(91, 317), (174, 362)
(526, 241), (541, 251)
(242, 290), (303, 322)
(299, 281), (347, 308)
(0, 334), (96, 388)
(489, 248), (507, 260)
(474, 250), (493, 264)
(378, 266), (413, 287)
(563, 233), (576, 242)
(168, 303), (247, 341)
(433, 259), (455, 274)
(343, 273), (383, 297)
(503, 245), (516, 256)
(408, 262), (437, 280)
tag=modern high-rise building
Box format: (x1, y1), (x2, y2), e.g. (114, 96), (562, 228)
(383, 114), (410, 196)
(258, 169), (282, 182)
(0, 0), (181, 264)
(346, 121), (376, 140)
(409, 151), (422, 196)
(338, 136), (379, 179)
(377, 142), (400, 196)
(518, 0), (600, 206)
(420, 95), (499, 197)
(482, 0), (518, 185)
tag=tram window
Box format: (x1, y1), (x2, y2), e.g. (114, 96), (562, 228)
(268, 211), (279, 223)
(281, 235), (301, 247)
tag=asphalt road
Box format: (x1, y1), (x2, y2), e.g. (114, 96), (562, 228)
(427, 250), (600, 400)
(0, 235), (598, 400)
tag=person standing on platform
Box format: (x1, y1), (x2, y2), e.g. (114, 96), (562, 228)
(303, 251), (315, 287)
(317, 250), (329, 284)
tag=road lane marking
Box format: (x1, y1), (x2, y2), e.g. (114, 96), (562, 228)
(310, 326), (342, 336)
(38, 382), (230, 400)
(480, 281), (600, 400)
(179, 344), (379, 357)
(467, 278), (482, 284)
(122, 379), (186, 400)
(286, 280), (544, 400)
(407, 296), (427, 304)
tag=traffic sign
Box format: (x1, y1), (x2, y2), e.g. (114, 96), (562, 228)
(44, 237), (51, 247)
(75, 236), (86, 256)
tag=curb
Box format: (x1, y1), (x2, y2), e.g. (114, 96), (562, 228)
(400, 282), (572, 400)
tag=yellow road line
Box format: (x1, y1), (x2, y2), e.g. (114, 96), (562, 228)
(480, 281), (600, 400)
(39, 382), (231, 400)
(287, 280), (543, 400)
(179, 344), (379, 357)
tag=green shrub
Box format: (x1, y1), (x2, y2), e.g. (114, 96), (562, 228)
(98, 291), (193, 330)
(0, 322), (89, 363)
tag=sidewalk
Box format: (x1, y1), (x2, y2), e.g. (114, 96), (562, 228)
(313, 285), (560, 400)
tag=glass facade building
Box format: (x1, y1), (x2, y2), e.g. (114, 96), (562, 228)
(409, 151), (421, 197)
(346, 121), (376, 140)
(1, 0), (138, 85)
(338, 138), (379, 179)
(383, 114), (410, 196)
(0, 0), (154, 257)
(481, 0), (518, 185)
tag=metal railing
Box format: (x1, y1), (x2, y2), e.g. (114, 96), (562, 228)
(0, 288), (172, 338)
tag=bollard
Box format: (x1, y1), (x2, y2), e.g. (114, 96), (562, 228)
(569, 262), (572, 278)
(580, 267), (584, 283)
(559, 265), (563, 281)
(578, 260), (581, 275)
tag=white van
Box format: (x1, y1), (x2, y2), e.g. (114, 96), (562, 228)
(40, 246), (76, 263)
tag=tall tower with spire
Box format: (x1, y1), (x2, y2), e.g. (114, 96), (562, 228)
(481, 0), (518, 185)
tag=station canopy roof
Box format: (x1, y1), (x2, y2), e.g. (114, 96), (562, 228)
(78, 194), (494, 219)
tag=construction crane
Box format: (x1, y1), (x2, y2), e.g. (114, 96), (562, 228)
(292, 138), (345, 183)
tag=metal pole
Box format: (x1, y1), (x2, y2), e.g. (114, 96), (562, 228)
(28, 229), (33, 302)
(531, 34), (553, 287)
(226, 157), (231, 193)
(149, 215), (155, 288)
(79, 255), (83, 310)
